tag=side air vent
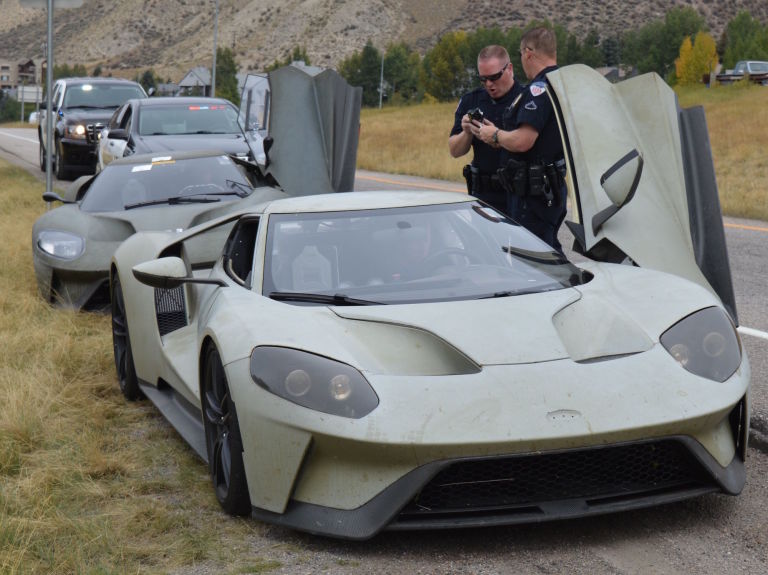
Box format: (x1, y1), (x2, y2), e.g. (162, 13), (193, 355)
(155, 286), (187, 336)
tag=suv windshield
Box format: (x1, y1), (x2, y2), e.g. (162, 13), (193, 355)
(263, 202), (586, 304)
(80, 155), (253, 212)
(63, 83), (146, 108)
(138, 104), (241, 135)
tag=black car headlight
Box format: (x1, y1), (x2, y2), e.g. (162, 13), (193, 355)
(250, 346), (378, 418)
(36, 230), (85, 259)
(660, 307), (741, 382)
(66, 124), (87, 140)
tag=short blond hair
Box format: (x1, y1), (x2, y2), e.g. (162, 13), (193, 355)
(478, 45), (510, 65)
(521, 27), (557, 59)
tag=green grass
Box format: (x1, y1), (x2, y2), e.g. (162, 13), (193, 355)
(0, 161), (282, 574)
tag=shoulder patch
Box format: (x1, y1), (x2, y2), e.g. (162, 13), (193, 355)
(530, 82), (547, 97)
(525, 100), (538, 111)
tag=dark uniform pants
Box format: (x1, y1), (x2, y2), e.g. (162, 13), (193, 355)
(507, 183), (567, 252)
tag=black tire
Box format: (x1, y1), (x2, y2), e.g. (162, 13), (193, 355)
(201, 344), (251, 515)
(38, 140), (46, 172)
(54, 138), (70, 180)
(111, 274), (142, 401)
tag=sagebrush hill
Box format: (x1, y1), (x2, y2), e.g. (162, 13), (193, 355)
(1, 0), (767, 81)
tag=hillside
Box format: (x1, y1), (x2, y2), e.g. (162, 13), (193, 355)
(1, 0), (767, 82)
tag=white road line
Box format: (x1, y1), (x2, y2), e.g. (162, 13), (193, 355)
(0, 130), (38, 144)
(739, 326), (768, 341)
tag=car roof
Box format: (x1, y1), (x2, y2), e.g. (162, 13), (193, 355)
(261, 190), (473, 215)
(127, 96), (236, 108)
(108, 149), (236, 166)
(59, 77), (143, 86)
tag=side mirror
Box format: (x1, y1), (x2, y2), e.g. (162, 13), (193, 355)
(132, 257), (227, 289)
(42, 191), (73, 204)
(147, 87), (155, 96)
(592, 149), (643, 235)
(108, 128), (129, 141)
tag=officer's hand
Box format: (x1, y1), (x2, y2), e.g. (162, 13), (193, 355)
(473, 119), (497, 144)
(460, 114), (474, 134)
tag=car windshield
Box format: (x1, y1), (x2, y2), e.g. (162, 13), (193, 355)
(63, 84), (145, 108)
(138, 104), (242, 135)
(79, 155), (254, 212)
(263, 202), (586, 304)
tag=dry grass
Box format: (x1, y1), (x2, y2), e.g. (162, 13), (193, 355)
(0, 162), (275, 573)
(358, 83), (768, 222)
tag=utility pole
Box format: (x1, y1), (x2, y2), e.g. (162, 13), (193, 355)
(211, 0), (219, 97)
(379, 53), (384, 109)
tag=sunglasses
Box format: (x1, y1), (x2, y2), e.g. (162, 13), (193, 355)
(478, 62), (509, 83)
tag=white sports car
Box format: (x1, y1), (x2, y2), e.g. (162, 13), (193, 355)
(110, 65), (749, 539)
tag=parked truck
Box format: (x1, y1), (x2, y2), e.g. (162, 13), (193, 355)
(715, 60), (768, 85)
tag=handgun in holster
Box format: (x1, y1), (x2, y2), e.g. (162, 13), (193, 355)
(528, 164), (551, 205)
(497, 158), (528, 197)
(462, 164), (473, 194)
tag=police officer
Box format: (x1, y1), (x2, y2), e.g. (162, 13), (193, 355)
(474, 28), (567, 252)
(449, 45), (523, 214)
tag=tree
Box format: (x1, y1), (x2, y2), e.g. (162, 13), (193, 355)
(138, 69), (157, 93)
(622, 7), (705, 78)
(675, 32), (718, 85)
(421, 31), (469, 101)
(721, 12), (768, 68)
(92, 65), (102, 77)
(338, 41), (383, 107)
(215, 47), (240, 106)
(383, 43), (420, 103)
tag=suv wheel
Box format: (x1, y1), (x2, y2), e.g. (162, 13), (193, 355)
(54, 138), (70, 180)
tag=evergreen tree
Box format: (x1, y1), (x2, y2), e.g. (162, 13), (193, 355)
(721, 12), (768, 68)
(215, 47), (240, 106)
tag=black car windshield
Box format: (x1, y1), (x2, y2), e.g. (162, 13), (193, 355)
(263, 202), (586, 304)
(138, 104), (241, 135)
(80, 155), (254, 212)
(63, 84), (145, 108)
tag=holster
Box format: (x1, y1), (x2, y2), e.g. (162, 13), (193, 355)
(496, 158), (528, 197)
(462, 164), (472, 194)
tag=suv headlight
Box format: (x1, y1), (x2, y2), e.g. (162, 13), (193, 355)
(660, 307), (741, 382)
(66, 124), (87, 139)
(36, 230), (85, 259)
(250, 346), (378, 418)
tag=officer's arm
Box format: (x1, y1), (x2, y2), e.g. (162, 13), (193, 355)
(496, 124), (538, 153)
(449, 129), (473, 158)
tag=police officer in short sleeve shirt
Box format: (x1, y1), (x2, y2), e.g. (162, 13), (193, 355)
(473, 28), (567, 252)
(449, 46), (523, 213)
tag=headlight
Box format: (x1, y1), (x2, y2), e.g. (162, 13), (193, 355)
(660, 307), (741, 382)
(66, 124), (87, 139)
(36, 230), (85, 259)
(250, 346), (378, 418)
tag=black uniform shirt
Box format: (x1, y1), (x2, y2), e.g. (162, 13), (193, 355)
(508, 65), (563, 164)
(451, 83), (523, 174)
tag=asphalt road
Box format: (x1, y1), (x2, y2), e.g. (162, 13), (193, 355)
(2, 127), (768, 573)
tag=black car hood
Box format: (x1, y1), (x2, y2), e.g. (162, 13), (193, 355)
(60, 107), (118, 125)
(133, 134), (250, 155)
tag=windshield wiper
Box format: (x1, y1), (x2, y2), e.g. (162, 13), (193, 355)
(225, 179), (252, 197)
(124, 195), (221, 210)
(268, 291), (383, 306)
(480, 285), (558, 299)
(502, 245), (569, 265)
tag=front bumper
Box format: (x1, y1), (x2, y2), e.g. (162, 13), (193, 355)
(251, 434), (745, 540)
(60, 137), (98, 171)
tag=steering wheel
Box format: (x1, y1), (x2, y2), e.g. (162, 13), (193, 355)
(421, 247), (478, 272)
